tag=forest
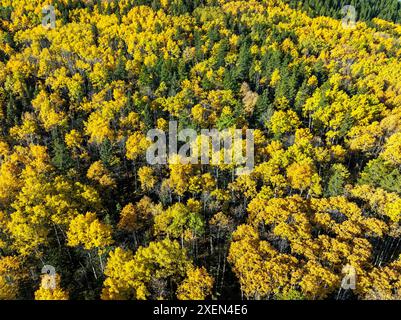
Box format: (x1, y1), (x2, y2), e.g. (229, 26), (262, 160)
(1, 0), (401, 300)
(284, 0), (401, 24)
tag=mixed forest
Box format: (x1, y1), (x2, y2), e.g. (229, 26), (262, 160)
(285, 0), (401, 24)
(1, 0), (401, 300)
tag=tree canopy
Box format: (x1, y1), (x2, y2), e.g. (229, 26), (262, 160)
(1, 0), (401, 300)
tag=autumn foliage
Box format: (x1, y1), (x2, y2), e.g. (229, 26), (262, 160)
(1, 0), (401, 300)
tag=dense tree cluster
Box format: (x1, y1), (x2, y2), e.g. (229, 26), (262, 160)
(284, 0), (401, 24)
(1, 0), (401, 300)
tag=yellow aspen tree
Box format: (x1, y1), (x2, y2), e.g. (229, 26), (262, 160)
(177, 267), (214, 300)
(87, 161), (116, 188)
